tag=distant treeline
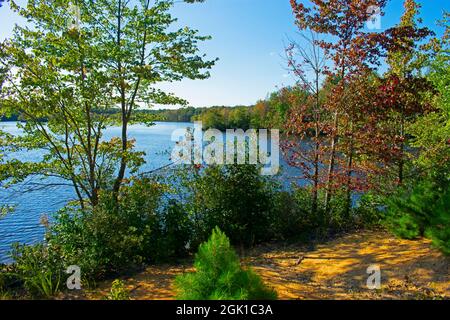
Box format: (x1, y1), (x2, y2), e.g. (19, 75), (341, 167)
(0, 108), (200, 123)
(1, 87), (301, 129)
(191, 87), (305, 131)
(140, 86), (302, 130)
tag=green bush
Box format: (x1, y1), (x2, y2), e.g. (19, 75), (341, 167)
(271, 188), (322, 240)
(387, 181), (438, 233)
(354, 192), (386, 228)
(386, 176), (450, 254)
(0, 290), (12, 300)
(387, 212), (422, 239)
(47, 178), (166, 280)
(6, 176), (195, 297)
(278, 187), (359, 236)
(425, 187), (450, 255)
(159, 200), (193, 260)
(0, 264), (18, 299)
(11, 243), (64, 298)
(182, 164), (279, 247)
(106, 279), (130, 300)
(174, 227), (277, 300)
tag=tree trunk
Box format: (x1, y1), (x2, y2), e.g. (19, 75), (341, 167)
(112, 0), (128, 201)
(345, 141), (354, 219)
(312, 74), (320, 217)
(398, 118), (405, 185)
(324, 110), (339, 213)
(113, 93), (128, 198)
(312, 150), (319, 216)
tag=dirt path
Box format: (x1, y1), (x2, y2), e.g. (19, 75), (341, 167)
(63, 231), (449, 300)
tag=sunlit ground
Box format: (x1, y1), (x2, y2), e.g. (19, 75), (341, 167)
(60, 231), (449, 300)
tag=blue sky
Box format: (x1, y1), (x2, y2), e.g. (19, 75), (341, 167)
(1, 0), (449, 108)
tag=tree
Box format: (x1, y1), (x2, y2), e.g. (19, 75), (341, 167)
(407, 11), (450, 173)
(283, 31), (327, 217)
(0, 0), (215, 208)
(290, 0), (389, 216)
(181, 164), (277, 248)
(174, 227), (277, 300)
(380, 0), (434, 185)
(251, 100), (270, 128)
(228, 107), (251, 130)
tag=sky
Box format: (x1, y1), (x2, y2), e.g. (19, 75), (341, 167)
(0, 0), (449, 109)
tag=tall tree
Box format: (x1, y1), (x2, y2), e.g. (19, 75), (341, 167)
(380, 0), (434, 185)
(408, 11), (450, 175)
(283, 31), (327, 217)
(290, 0), (388, 215)
(0, 0), (215, 208)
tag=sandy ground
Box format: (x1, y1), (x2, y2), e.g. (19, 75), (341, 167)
(61, 230), (449, 300)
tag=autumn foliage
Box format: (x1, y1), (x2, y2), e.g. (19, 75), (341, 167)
(283, 0), (437, 219)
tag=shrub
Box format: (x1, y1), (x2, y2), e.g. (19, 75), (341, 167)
(159, 200), (193, 260)
(182, 164), (279, 247)
(0, 264), (17, 289)
(387, 212), (422, 239)
(271, 188), (317, 240)
(11, 243), (64, 298)
(46, 177), (166, 281)
(7, 175), (199, 297)
(354, 192), (386, 228)
(48, 208), (108, 282)
(106, 279), (130, 300)
(276, 187), (359, 237)
(0, 264), (17, 299)
(0, 290), (12, 300)
(425, 187), (450, 255)
(385, 176), (450, 254)
(174, 227), (277, 300)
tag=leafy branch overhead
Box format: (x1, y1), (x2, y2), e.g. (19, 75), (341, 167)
(0, 0), (216, 207)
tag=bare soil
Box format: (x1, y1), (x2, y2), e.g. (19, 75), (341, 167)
(61, 230), (449, 300)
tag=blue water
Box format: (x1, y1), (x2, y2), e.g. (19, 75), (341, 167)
(0, 121), (193, 263)
(0, 121), (300, 263)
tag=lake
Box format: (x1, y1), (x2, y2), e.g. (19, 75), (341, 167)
(0, 121), (198, 263)
(0, 121), (297, 263)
